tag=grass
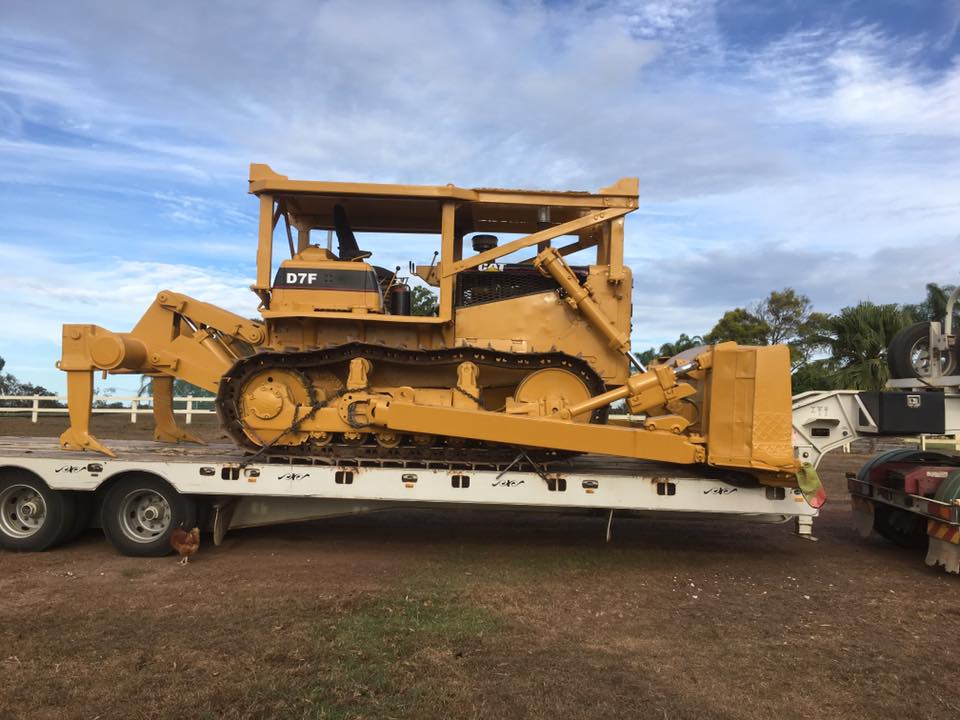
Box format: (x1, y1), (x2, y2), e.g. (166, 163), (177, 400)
(0, 560), (503, 720)
(243, 572), (502, 720)
(6, 499), (960, 720)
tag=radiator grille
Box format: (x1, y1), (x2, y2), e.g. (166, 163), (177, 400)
(454, 266), (587, 308)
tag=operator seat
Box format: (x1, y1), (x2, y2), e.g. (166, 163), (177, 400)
(333, 204), (394, 287)
(334, 204), (372, 261)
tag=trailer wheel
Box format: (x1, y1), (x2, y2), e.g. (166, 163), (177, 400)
(856, 448), (955, 482)
(887, 322), (959, 379)
(873, 504), (927, 549)
(101, 476), (196, 557)
(856, 449), (955, 549)
(0, 472), (77, 551)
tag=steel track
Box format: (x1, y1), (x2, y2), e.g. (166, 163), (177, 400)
(216, 342), (608, 465)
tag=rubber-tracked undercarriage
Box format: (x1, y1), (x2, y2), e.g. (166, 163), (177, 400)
(57, 164), (820, 501)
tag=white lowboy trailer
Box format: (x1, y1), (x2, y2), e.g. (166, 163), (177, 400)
(0, 382), (957, 562)
(0, 439), (819, 556)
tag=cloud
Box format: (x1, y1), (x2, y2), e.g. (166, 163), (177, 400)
(0, 242), (256, 345)
(629, 239), (959, 350)
(152, 192), (256, 228)
(748, 25), (960, 136)
(0, 0), (778, 197)
(1, 0), (959, 388)
(937, 0), (960, 51)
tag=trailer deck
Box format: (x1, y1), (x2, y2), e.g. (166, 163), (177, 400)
(0, 436), (818, 549)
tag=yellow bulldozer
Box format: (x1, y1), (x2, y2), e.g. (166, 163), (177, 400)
(58, 164), (814, 493)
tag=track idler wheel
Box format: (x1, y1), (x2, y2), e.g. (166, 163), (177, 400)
(511, 368), (593, 422)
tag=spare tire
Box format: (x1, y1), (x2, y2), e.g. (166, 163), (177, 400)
(873, 503), (928, 549)
(887, 322), (959, 379)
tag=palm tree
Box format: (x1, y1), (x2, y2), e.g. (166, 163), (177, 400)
(816, 302), (914, 390)
(904, 283), (958, 322)
(924, 283), (952, 321)
(658, 333), (705, 357)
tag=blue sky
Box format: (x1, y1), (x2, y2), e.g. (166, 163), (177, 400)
(1, 0), (959, 394)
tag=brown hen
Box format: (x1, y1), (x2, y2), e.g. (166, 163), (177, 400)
(170, 526), (200, 565)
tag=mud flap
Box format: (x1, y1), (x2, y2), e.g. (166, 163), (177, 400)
(850, 496), (875, 538)
(796, 463), (826, 509)
(925, 520), (960, 574)
(212, 499), (238, 546)
(925, 538), (960, 574)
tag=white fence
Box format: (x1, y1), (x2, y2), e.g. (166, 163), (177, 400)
(3, 396), (959, 448)
(0, 395), (216, 424)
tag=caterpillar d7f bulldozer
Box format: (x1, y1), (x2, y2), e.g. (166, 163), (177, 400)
(57, 164), (815, 493)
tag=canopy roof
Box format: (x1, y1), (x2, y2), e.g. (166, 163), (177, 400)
(249, 163), (638, 235)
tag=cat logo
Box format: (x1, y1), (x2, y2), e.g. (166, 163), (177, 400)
(906, 394), (921, 409)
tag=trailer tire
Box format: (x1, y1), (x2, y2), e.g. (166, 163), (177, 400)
(856, 448), (955, 483)
(0, 471), (77, 552)
(873, 504), (928, 549)
(887, 322), (959, 379)
(101, 476), (196, 557)
(857, 449), (955, 549)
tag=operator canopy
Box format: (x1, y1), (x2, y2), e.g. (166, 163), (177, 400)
(248, 162), (637, 237)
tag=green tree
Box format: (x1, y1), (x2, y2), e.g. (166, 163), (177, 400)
(903, 282), (958, 322)
(705, 308), (769, 346)
(0, 356), (61, 407)
(139, 377), (214, 409)
(815, 302), (914, 390)
(658, 333), (704, 357)
(410, 286), (439, 316)
(754, 288), (810, 344)
(637, 333), (705, 365)
(637, 347), (658, 366)
(790, 359), (836, 394)
(752, 288), (831, 369)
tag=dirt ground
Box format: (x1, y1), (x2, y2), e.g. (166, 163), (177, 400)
(1, 415), (958, 720)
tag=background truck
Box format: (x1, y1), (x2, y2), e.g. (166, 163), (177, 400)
(793, 286), (960, 573)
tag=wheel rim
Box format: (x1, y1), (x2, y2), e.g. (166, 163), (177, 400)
(0, 484), (47, 539)
(118, 489), (171, 543)
(908, 337), (957, 376)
